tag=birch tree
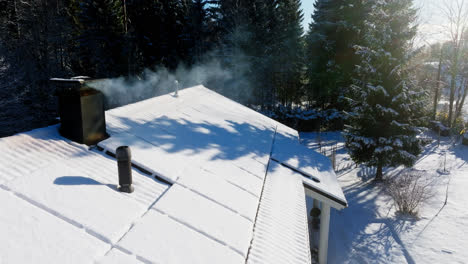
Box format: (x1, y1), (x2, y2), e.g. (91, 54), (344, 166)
(441, 0), (468, 127)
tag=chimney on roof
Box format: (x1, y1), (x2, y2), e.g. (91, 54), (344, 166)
(51, 77), (108, 145)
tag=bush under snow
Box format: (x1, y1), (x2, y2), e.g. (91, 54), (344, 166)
(386, 170), (433, 216)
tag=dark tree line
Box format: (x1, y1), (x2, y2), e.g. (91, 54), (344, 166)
(0, 0), (306, 111)
(1, 0), (429, 178)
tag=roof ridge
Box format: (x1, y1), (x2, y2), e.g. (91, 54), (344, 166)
(244, 125), (278, 263)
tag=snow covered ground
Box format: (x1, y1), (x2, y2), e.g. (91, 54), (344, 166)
(437, 98), (468, 122)
(301, 131), (468, 264)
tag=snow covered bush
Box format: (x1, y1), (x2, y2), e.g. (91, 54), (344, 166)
(387, 170), (433, 216)
(463, 131), (468, 146)
(258, 105), (345, 131)
(430, 121), (450, 137)
(434, 109), (466, 136)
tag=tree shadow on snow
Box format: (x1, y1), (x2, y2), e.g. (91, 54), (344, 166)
(329, 175), (418, 264)
(107, 114), (274, 162)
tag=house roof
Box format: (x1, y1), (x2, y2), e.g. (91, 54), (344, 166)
(0, 85), (346, 263)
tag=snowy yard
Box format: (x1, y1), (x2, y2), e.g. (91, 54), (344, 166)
(301, 131), (468, 264)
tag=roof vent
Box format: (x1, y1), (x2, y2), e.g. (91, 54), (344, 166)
(174, 80), (179, 97)
(116, 146), (134, 193)
(51, 77), (108, 145)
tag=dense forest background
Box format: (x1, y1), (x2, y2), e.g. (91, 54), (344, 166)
(0, 0), (306, 135)
(0, 0), (466, 149)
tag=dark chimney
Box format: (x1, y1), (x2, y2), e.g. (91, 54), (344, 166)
(116, 146), (134, 193)
(51, 77), (108, 145)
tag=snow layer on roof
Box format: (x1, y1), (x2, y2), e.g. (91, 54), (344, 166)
(247, 161), (311, 264)
(116, 210), (245, 264)
(176, 166), (260, 221)
(272, 131), (347, 207)
(97, 86), (277, 261)
(96, 248), (144, 264)
(0, 126), (169, 244)
(97, 85), (345, 262)
(0, 85), (346, 263)
(0, 126), (89, 184)
(0, 125), (170, 263)
(152, 184), (253, 256)
(99, 87), (273, 185)
(0, 189), (108, 263)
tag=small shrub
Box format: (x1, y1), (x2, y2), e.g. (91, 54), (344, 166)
(386, 170), (433, 216)
(463, 131), (468, 146)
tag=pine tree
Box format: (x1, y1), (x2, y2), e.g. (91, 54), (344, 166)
(69, 0), (126, 77)
(246, 0), (281, 106)
(125, 0), (203, 70)
(182, 0), (211, 65)
(274, 0), (305, 106)
(124, 0), (165, 70)
(212, 0), (306, 107)
(212, 0), (278, 104)
(305, 0), (369, 108)
(344, 0), (425, 181)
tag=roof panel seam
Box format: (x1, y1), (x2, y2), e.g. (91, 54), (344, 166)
(2, 168), (174, 262)
(199, 168), (259, 198)
(234, 165), (264, 180)
(97, 145), (177, 184)
(0, 183), (111, 244)
(224, 179), (259, 198)
(100, 178), (173, 259)
(152, 208), (245, 257)
(174, 182), (253, 222)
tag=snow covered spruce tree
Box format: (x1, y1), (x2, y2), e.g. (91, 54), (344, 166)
(305, 0), (370, 108)
(344, 0), (426, 181)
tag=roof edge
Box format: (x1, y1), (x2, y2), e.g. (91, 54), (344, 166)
(303, 182), (348, 210)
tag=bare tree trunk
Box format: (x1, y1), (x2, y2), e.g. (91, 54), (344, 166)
(455, 85), (461, 115)
(375, 160), (383, 181)
(433, 49), (443, 120)
(123, 0), (128, 33)
(442, 0), (468, 127)
(448, 49), (459, 127)
(13, 0), (20, 38)
(455, 79), (468, 119)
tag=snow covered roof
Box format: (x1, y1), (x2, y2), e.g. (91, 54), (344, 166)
(0, 85), (346, 263)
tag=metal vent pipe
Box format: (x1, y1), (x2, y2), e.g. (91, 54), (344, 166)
(116, 146), (134, 193)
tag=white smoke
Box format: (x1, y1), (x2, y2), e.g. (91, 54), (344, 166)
(87, 58), (251, 109)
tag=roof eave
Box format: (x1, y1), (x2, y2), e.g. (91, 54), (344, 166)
(303, 182), (348, 210)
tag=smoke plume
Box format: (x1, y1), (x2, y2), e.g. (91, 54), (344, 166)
(87, 58), (252, 109)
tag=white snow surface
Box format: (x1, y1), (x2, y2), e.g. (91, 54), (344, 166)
(272, 132), (347, 206)
(302, 131), (468, 264)
(117, 210), (245, 264)
(0, 189), (108, 263)
(99, 85), (337, 263)
(151, 184), (253, 256)
(96, 248), (144, 264)
(247, 161), (311, 264)
(0, 85), (346, 263)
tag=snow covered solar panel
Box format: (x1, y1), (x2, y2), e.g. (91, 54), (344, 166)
(272, 130), (347, 208)
(0, 85), (347, 263)
(117, 210), (245, 264)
